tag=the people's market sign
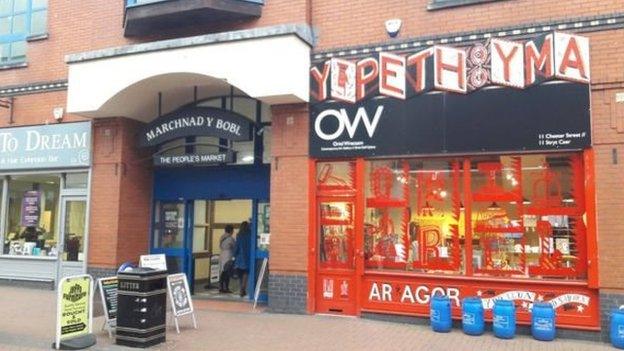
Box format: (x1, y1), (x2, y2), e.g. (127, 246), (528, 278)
(309, 32), (591, 158)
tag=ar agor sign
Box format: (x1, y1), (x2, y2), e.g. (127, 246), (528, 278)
(0, 122), (91, 171)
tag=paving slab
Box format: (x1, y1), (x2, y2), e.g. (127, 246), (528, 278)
(0, 286), (613, 350)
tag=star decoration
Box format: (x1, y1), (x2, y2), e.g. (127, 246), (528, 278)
(477, 290), (482, 296)
(521, 301), (528, 309)
(577, 305), (585, 313)
(537, 295), (544, 301)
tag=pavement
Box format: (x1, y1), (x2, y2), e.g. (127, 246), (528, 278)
(0, 285), (614, 351)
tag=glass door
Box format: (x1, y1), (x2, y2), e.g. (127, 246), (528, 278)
(250, 201), (269, 302)
(316, 197), (357, 315)
(152, 201), (189, 274)
(58, 196), (87, 279)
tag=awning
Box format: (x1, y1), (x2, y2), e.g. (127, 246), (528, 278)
(65, 24), (313, 122)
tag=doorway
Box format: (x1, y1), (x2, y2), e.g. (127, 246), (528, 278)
(58, 196), (88, 279)
(151, 197), (270, 302)
(192, 199), (251, 298)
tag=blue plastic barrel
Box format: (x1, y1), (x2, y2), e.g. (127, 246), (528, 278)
(493, 299), (516, 339)
(462, 297), (485, 336)
(430, 294), (452, 333)
(531, 303), (556, 341)
(611, 306), (624, 349)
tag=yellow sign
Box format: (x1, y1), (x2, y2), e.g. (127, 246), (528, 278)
(59, 276), (91, 340)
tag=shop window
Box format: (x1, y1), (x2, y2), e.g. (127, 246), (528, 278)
(233, 138), (255, 165)
(319, 200), (353, 270)
(62, 199), (86, 262)
(3, 174), (60, 257)
(262, 126), (271, 164)
(0, 0), (48, 66)
(153, 202), (185, 249)
(352, 152), (588, 280)
(427, 0), (507, 11)
(64, 172), (88, 189)
(364, 159), (465, 272)
(316, 161), (357, 195)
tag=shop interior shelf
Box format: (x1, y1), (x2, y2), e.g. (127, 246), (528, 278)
(524, 206), (581, 216)
(472, 192), (522, 202)
(474, 224), (525, 233)
(320, 219), (352, 226)
(366, 198), (407, 208)
(475, 268), (525, 276)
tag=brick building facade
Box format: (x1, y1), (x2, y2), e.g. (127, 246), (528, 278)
(0, 0), (622, 343)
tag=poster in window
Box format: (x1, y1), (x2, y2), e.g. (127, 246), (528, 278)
(21, 190), (40, 227)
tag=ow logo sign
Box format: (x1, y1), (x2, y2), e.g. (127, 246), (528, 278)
(314, 106), (384, 141)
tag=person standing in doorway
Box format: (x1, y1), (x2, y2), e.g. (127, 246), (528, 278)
(234, 221), (251, 297)
(219, 225), (235, 293)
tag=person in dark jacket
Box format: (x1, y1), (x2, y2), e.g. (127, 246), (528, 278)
(234, 221), (251, 297)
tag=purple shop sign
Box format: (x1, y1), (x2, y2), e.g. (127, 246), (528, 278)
(21, 191), (40, 227)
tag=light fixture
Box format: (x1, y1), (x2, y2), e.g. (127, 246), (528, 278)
(439, 190), (448, 198)
(487, 202), (501, 211)
(241, 155), (254, 163)
(53, 107), (64, 122)
(562, 193), (575, 203)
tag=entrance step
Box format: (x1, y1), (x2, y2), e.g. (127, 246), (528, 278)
(193, 297), (266, 314)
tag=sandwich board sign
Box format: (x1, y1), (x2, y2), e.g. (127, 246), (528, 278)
(140, 254), (168, 271)
(167, 273), (198, 333)
(97, 276), (118, 338)
(54, 274), (96, 350)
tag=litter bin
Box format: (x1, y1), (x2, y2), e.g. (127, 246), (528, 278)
(116, 267), (168, 348)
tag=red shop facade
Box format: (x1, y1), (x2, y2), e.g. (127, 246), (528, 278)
(307, 32), (601, 330)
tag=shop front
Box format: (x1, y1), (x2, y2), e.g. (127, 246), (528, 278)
(140, 96), (271, 300)
(0, 121), (92, 284)
(308, 32), (600, 330)
(63, 24), (313, 300)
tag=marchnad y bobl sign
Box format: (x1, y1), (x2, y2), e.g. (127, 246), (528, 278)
(139, 106), (253, 147)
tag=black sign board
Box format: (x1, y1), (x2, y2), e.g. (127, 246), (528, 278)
(310, 82), (590, 158)
(167, 273), (192, 317)
(98, 277), (118, 321)
(154, 151), (236, 167)
(139, 106), (253, 147)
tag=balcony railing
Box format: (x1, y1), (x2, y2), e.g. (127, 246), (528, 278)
(124, 0), (264, 36)
(126, 0), (264, 7)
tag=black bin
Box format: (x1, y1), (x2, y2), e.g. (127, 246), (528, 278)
(116, 267), (168, 348)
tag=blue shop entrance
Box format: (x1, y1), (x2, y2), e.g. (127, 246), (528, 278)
(146, 94), (272, 302)
(152, 165), (270, 301)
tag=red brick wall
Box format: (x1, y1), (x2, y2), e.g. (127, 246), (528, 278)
(269, 104), (310, 274)
(585, 30), (624, 290)
(88, 117), (152, 268)
(88, 119), (123, 268)
(312, 0), (624, 51)
(0, 0), (311, 88)
(116, 119), (153, 265)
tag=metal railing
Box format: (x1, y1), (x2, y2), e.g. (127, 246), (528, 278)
(126, 0), (264, 7)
